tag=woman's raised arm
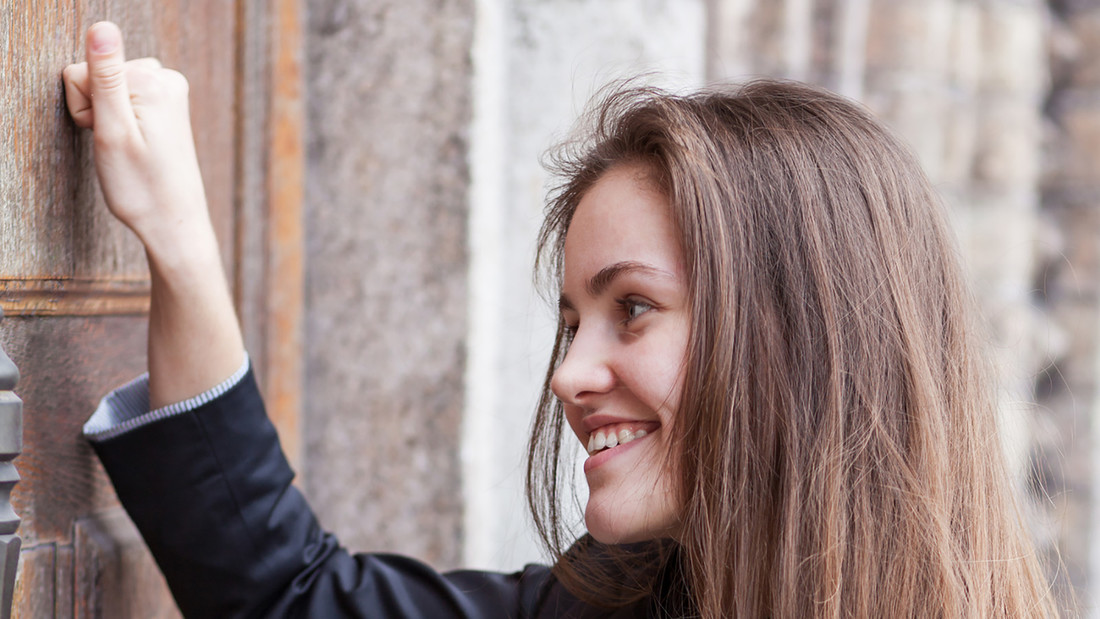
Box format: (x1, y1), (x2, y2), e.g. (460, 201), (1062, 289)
(63, 22), (244, 409)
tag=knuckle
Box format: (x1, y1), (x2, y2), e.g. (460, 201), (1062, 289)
(131, 56), (163, 67)
(163, 69), (190, 95)
(126, 67), (156, 92)
(91, 66), (126, 93)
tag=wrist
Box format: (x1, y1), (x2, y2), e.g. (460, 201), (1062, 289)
(137, 216), (223, 277)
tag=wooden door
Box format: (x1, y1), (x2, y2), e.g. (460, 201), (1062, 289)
(0, 1), (303, 616)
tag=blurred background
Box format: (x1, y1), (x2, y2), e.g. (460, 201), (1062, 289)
(2, 0), (1097, 615)
(463, 1), (1095, 613)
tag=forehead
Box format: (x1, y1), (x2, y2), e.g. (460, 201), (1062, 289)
(562, 164), (684, 281)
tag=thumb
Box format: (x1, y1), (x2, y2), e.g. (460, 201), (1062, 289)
(85, 22), (137, 134)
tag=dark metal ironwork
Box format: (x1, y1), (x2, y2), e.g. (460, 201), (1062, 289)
(0, 308), (21, 619)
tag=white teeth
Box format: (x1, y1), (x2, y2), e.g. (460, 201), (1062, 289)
(586, 425), (652, 455)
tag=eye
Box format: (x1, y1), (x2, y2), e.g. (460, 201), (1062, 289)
(561, 322), (578, 346)
(618, 297), (654, 324)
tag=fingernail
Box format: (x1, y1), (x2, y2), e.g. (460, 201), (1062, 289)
(90, 23), (120, 54)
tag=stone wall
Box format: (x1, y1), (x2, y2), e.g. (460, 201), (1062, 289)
(302, 0), (475, 568)
(1038, 0), (1100, 607)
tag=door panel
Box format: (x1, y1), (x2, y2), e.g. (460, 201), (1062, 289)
(74, 509), (178, 618)
(1, 1), (299, 615)
(1, 1), (238, 313)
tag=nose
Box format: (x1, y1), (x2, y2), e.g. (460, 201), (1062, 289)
(550, 325), (616, 406)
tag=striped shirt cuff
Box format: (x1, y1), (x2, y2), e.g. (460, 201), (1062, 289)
(84, 354), (251, 442)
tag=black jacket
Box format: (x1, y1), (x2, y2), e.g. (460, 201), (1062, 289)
(91, 370), (669, 618)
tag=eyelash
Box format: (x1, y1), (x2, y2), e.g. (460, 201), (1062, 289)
(617, 297), (654, 325)
(560, 297), (655, 345)
(562, 323), (577, 345)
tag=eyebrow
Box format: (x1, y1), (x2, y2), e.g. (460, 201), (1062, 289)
(558, 261), (676, 312)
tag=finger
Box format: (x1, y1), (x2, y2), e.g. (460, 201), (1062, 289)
(62, 62), (94, 128)
(124, 58), (166, 102)
(85, 22), (139, 138)
(126, 57), (163, 72)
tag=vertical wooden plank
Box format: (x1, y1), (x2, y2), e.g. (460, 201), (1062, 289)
(164, 0), (239, 280)
(0, 0), (146, 283)
(2, 0), (239, 311)
(55, 545), (73, 619)
(12, 544), (54, 619)
(266, 0), (305, 471)
(74, 509), (180, 619)
(3, 317), (146, 548)
(233, 0), (303, 472)
(234, 0), (273, 384)
(3, 0), (254, 614)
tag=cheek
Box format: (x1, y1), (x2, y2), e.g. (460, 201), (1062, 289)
(562, 403), (587, 442)
(629, 337), (689, 418)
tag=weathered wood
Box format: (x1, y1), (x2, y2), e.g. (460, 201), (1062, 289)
(0, 2), (144, 289)
(0, 278), (149, 317)
(234, 0), (306, 472)
(2, 316), (145, 547)
(2, 0), (298, 613)
(266, 0), (306, 473)
(11, 544), (53, 619)
(0, 1), (237, 315)
(234, 0), (274, 382)
(55, 544), (74, 619)
(74, 508), (180, 619)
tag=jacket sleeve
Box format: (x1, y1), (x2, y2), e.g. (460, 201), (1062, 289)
(90, 369), (558, 619)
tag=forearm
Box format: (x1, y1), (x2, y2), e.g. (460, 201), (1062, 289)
(143, 219), (244, 410)
(62, 23), (245, 409)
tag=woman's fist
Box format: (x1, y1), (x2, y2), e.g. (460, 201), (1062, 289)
(62, 22), (211, 256)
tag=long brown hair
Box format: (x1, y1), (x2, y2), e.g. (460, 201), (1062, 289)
(527, 80), (1059, 617)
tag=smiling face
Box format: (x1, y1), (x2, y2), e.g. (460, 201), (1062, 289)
(551, 163), (691, 544)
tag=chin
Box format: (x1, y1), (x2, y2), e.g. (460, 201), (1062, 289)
(584, 506), (680, 545)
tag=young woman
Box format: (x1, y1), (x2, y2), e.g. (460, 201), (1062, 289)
(65, 21), (1059, 618)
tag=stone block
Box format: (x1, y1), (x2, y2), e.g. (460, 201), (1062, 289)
(939, 98), (979, 186)
(1063, 10), (1100, 88)
(1045, 301), (1100, 385)
(950, 189), (1038, 301)
(973, 99), (1043, 189)
(977, 3), (1047, 96)
(948, 2), (982, 87)
(865, 0), (952, 76)
(1044, 93), (1100, 186)
(708, 0), (787, 79)
(304, 0), (475, 568)
(861, 88), (950, 182)
(1036, 199), (1100, 302)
